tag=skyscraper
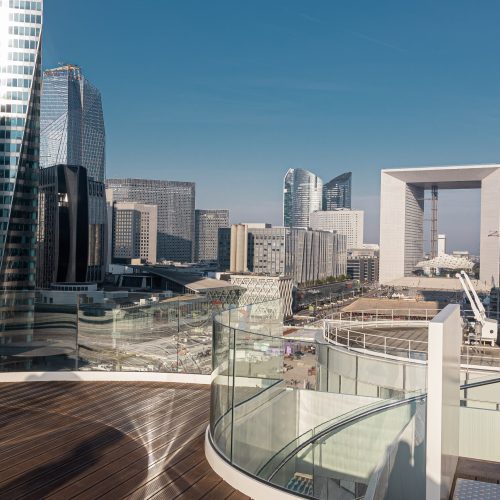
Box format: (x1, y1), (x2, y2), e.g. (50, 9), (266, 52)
(283, 168), (323, 228)
(323, 172), (352, 210)
(194, 209), (229, 262)
(40, 65), (105, 182)
(37, 165), (107, 287)
(0, 1), (43, 332)
(107, 189), (158, 265)
(106, 178), (195, 262)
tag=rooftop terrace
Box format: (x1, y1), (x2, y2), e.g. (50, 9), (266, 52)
(0, 381), (247, 500)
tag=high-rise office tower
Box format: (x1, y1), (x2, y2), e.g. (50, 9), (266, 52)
(323, 172), (352, 210)
(0, 1), (43, 335)
(107, 189), (157, 265)
(37, 165), (107, 287)
(194, 209), (229, 263)
(40, 65), (105, 182)
(310, 209), (364, 250)
(283, 168), (323, 228)
(106, 178), (195, 262)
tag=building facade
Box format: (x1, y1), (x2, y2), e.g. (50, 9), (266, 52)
(347, 255), (379, 282)
(310, 209), (364, 250)
(217, 227), (231, 271)
(0, 1), (43, 335)
(40, 65), (105, 182)
(323, 172), (352, 210)
(194, 209), (229, 263)
(249, 226), (286, 275)
(285, 229), (347, 285)
(110, 200), (157, 265)
(229, 274), (293, 319)
(36, 165), (106, 287)
(106, 178), (195, 263)
(283, 168), (323, 228)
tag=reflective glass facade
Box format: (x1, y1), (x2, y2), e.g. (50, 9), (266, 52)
(40, 65), (105, 183)
(0, 0), (42, 334)
(323, 171), (352, 210)
(283, 168), (323, 228)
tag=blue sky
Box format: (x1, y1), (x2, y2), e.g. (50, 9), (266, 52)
(43, 1), (500, 251)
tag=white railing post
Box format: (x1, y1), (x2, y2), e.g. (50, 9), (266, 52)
(363, 333), (366, 349)
(384, 336), (387, 355)
(347, 330), (350, 349)
(408, 339), (411, 358)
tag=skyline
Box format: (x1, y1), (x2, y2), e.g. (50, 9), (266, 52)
(42, 0), (500, 252)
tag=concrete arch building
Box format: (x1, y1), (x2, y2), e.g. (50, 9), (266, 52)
(379, 165), (500, 286)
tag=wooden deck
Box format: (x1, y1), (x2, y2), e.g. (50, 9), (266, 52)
(0, 381), (248, 500)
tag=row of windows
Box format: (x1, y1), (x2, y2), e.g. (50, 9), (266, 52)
(1, 64), (34, 75)
(0, 156), (18, 166)
(9, 13), (42, 23)
(0, 117), (25, 127)
(0, 169), (17, 179)
(0, 143), (20, 153)
(9, 0), (42, 11)
(0, 130), (23, 140)
(0, 196), (12, 205)
(8, 51), (36, 62)
(8, 38), (38, 50)
(1, 90), (29, 101)
(0, 78), (31, 88)
(8, 25), (40, 37)
(0, 104), (27, 114)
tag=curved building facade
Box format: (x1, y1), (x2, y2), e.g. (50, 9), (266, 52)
(0, 1), (43, 337)
(283, 168), (323, 228)
(40, 65), (105, 183)
(323, 171), (352, 210)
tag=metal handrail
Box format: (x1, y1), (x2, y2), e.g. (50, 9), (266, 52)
(266, 377), (500, 482)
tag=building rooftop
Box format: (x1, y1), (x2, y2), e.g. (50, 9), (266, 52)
(384, 276), (490, 293)
(0, 381), (247, 499)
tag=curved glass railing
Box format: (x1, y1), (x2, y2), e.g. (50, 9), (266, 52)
(0, 291), (232, 374)
(209, 299), (431, 498)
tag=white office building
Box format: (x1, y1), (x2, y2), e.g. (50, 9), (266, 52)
(310, 209), (364, 250)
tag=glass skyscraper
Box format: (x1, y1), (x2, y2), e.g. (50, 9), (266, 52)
(40, 64), (105, 182)
(283, 168), (323, 228)
(0, 0), (43, 336)
(323, 171), (352, 210)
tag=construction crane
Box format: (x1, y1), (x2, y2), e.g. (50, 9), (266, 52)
(456, 270), (498, 346)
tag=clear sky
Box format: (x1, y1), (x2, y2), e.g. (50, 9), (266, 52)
(43, 0), (500, 252)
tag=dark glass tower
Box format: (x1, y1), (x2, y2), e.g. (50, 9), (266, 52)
(0, 1), (43, 339)
(323, 172), (352, 210)
(40, 65), (105, 182)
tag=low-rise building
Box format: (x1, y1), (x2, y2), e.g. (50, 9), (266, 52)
(229, 274), (293, 318)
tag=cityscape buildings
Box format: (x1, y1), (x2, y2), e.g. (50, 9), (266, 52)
(40, 65), (106, 182)
(194, 209), (229, 263)
(108, 197), (157, 265)
(309, 209), (364, 250)
(106, 178), (195, 263)
(0, 1), (43, 333)
(322, 171), (352, 210)
(36, 164), (107, 287)
(283, 168), (323, 228)
(285, 228), (347, 284)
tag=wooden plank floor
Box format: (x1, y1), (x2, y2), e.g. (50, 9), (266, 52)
(0, 381), (249, 500)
